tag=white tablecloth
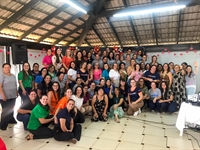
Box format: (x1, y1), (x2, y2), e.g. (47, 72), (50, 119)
(176, 102), (200, 136)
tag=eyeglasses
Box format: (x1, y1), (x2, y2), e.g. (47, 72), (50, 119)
(53, 85), (59, 87)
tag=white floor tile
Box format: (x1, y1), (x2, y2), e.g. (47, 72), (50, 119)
(167, 137), (193, 149)
(82, 128), (102, 138)
(4, 138), (26, 149)
(99, 130), (123, 141)
(87, 122), (108, 130)
(91, 138), (119, 150)
(38, 143), (67, 150)
(74, 136), (97, 148)
(120, 132), (144, 144)
(116, 141), (143, 150)
(13, 140), (46, 150)
(142, 135), (166, 147)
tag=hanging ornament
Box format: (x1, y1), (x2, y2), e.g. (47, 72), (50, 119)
(174, 53), (176, 56)
(164, 48), (167, 51)
(34, 56), (37, 58)
(157, 54), (160, 56)
(168, 51), (170, 54)
(186, 50), (189, 53)
(190, 47), (193, 51)
(38, 54), (40, 57)
(161, 51), (164, 54)
(6, 51), (10, 55)
(30, 54), (32, 57)
(0, 49), (3, 53)
(180, 53), (183, 56)
(94, 46), (100, 54)
(194, 50), (197, 53)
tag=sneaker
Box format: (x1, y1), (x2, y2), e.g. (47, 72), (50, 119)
(133, 111), (139, 116)
(138, 108), (141, 114)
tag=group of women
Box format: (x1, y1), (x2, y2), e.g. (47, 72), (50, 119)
(0, 47), (198, 143)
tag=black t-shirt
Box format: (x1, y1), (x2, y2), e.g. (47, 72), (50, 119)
(128, 87), (141, 102)
(77, 69), (88, 82)
(143, 71), (160, 89)
(18, 98), (38, 113)
(55, 108), (71, 130)
(38, 82), (52, 95)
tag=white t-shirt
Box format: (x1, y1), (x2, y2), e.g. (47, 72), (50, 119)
(67, 68), (77, 83)
(71, 95), (83, 109)
(109, 69), (120, 80)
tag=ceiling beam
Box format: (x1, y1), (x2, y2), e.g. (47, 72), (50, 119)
(84, 39), (92, 46)
(151, 0), (158, 45)
(106, 17), (122, 47)
(77, 0), (106, 46)
(177, 10), (182, 44)
(0, 0), (40, 31)
(54, 23), (86, 44)
(36, 12), (83, 43)
(18, 4), (69, 40)
(98, 0), (200, 17)
(92, 26), (106, 47)
(122, 0), (139, 46)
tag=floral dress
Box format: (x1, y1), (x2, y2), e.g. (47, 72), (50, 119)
(94, 95), (107, 121)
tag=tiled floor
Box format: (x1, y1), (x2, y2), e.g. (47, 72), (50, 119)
(1, 110), (200, 150)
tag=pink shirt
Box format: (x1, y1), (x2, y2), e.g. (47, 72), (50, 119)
(42, 55), (52, 68)
(93, 69), (102, 80)
(130, 71), (142, 82)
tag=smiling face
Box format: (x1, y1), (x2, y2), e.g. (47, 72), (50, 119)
(47, 49), (52, 56)
(29, 91), (37, 101)
(57, 48), (62, 55)
(44, 75), (51, 84)
(76, 87), (82, 97)
(52, 83), (59, 91)
(130, 79), (136, 87)
(23, 63), (30, 72)
(65, 89), (72, 98)
(70, 62), (75, 69)
(66, 100), (75, 110)
(151, 82), (156, 89)
(186, 66), (192, 73)
(3, 64), (11, 74)
(40, 95), (48, 106)
(161, 82), (167, 89)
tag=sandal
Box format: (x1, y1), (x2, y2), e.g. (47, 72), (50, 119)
(25, 133), (33, 140)
(115, 119), (120, 123)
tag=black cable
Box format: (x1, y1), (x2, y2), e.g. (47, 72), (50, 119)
(183, 130), (200, 148)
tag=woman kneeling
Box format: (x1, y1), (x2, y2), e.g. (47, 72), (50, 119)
(54, 99), (82, 144)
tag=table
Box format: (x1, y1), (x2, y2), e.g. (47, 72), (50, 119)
(176, 102), (200, 136)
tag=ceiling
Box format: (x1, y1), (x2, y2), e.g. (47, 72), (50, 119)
(0, 0), (200, 47)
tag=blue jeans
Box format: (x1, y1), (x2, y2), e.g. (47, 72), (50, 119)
(156, 101), (177, 113)
(18, 87), (32, 102)
(93, 80), (100, 85)
(148, 100), (158, 111)
(17, 113), (30, 130)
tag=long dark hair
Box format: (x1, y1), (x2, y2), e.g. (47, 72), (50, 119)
(186, 65), (193, 77)
(107, 52), (114, 60)
(69, 61), (76, 70)
(41, 74), (52, 89)
(74, 86), (84, 98)
(22, 62), (32, 80)
(160, 81), (169, 100)
(162, 63), (170, 73)
(55, 48), (63, 63)
(67, 99), (76, 118)
(50, 81), (61, 100)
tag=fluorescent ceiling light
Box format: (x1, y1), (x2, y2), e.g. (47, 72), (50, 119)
(22, 39), (35, 42)
(0, 34), (17, 39)
(62, 0), (87, 14)
(40, 41), (52, 45)
(113, 5), (186, 17)
(55, 44), (62, 46)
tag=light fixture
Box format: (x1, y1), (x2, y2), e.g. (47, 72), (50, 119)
(62, 0), (87, 14)
(22, 39), (35, 42)
(0, 34), (17, 39)
(40, 41), (52, 45)
(55, 44), (62, 46)
(113, 5), (186, 17)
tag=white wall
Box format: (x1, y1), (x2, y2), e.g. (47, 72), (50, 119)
(146, 51), (200, 92)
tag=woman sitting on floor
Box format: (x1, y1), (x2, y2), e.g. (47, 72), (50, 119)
(26, 95), (54, 140)
(54, 99), (82, 144)
(127, 79), (143, 116)
(108, 86), (124, 123)
(157, 81), (177, 113)
(91, 87), (108, 122)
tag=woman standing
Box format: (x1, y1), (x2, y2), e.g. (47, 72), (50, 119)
(75, 51), (83, 69)
(119, 62), (127, 82)
(67, 61), (77, 89)
(52, 72), (67, 96)
(150, 55), (159, 66)
(92, 87), (108, 122)
(127, 79), (143, 116)
(26, 95), (54, 140)
(0, 63), (18, 130)
(127, 59), (136, 76)
(109, 63), (120, 87)
(54, 99), (82, 143)
(128, 63), (143, 83)
(109, 87), (124, 123)
(34, 68), (48, 89)
(157, 81), (177, 113)
(48, 65), (56, 79)
(31, 63), (40, 79)
(102, 63), (110, 81)
(47, 82), (60, 115)
(87, 52), (94, 64)
(52, 48), (63, 71)
(185, 62), (198, 96)
(18, 62), (34, 101)
(77, 62), (89, 85)
(87, 63), (93, 85)
(62, 49), (74, 71)
(160, 63), (173, 88)
(172, 64), (186, 107)
(93, 62), (102, 85)
(107, 52), (115, 67)
(82, 49), (88, 61)
(42, 49), (52, 68)
(169, 62), (175, 75)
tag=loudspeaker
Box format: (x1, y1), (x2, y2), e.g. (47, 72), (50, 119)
(11, 43), (28, 64)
